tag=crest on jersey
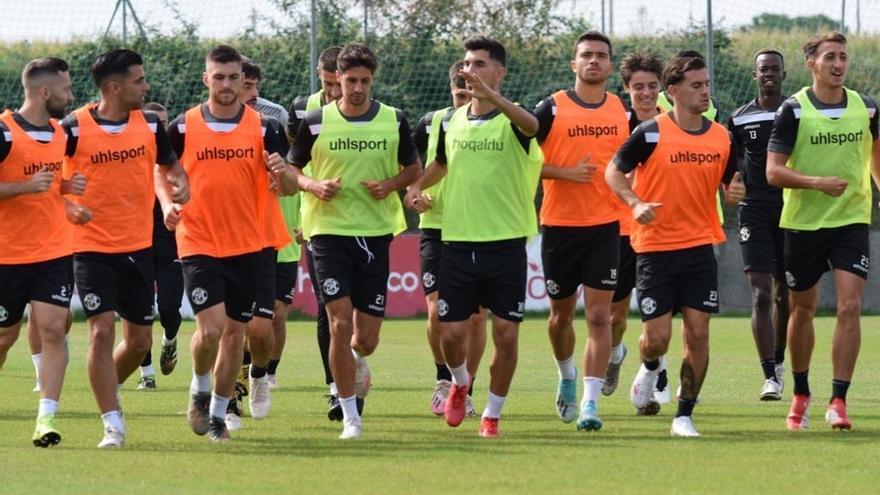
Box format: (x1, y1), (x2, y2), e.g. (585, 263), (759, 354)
(191, 287), (208, 306)
(640, 296), (657, 315)
(323, 278), (340, 296)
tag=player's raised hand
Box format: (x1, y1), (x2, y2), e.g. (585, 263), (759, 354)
(816, 176), (848, 197)
(310, 176), (342, 201)
(68, 172), (87, 196)
(566, 154), (597, 183)
(28, 166), (54, 193)
(163, 203), (183, 231)
(633, 201), (662, 224)
(458, 70), (499, 102)
(361, 179), (390, 200)
(725, 171), (746, 204)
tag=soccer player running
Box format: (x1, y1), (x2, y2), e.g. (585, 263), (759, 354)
(166, 45), (292, 443)
(0, 58), (84, 447)
(606, 53), (742, 437)
(766, 32), (880, 431)
(288, 46), (350, 421)
(533, 31), (633, 431)
(412, 60), (487, 418)
(604, 51), (668, 405)
(290, 43), (420, 439)
(135, 102), (183, 391)
(229, 58), (294, 428)
(728, 49), (789, 401)
(406, 36), (543, 438)
(62, 49), (189, 448)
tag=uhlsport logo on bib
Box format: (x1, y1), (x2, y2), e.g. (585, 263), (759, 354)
(739, 227), (751, 242)
(437, 299), (449, 317)
(83, 293), (101, 311)
(323, 278), (340, 296)
(0, 306), (7, 322)
(640, 297), (657, 315)
(191, 287), (208, 306)
(422, 272), (436, 289)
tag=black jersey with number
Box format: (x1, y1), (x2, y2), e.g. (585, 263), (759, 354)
(727, 99), (783, 206)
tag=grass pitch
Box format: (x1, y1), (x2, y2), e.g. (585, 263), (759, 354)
(2, 316), (879, 494)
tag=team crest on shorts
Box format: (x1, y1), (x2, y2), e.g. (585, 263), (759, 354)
(0, 306), (7, 322)
(785, 271), (796, 288)
(640, 296), (657, 315)
(82, 293), (101, 311)
(739, 227), (751, 242)
(546, 279), (560, 296)
(438, 299), (449, 317)
(323, 278), (340, 296)
(191, 287), (208, 306)
(422, 272), (436, 288)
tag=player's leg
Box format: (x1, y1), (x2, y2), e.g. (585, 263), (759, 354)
(0, 322), (21, 369)
(156, 246), (183, 376)
(27, 310), (41, 391)
(748, 271), (781, 399)
(421, 229), (451, 415)
(672, 307), (710, 437)
(246, 248), (277, 419)
(115, 248), (156, 390)
(268, 260), (297, 389)
(577, 287), (613, 431)
(464, 308), (488, 416)
(606, 236), (636, 396)
(31, 301), (69, 447)
(326, 296), (359, 437)
(307, 243), (338, 419)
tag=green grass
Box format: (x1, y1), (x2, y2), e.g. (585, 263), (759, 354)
(2, 316), (880, 494)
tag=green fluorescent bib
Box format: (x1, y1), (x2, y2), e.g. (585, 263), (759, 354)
(299, 90), (324, 221)
(419, 107), (451, 229)
(276, 193), (302, 262)
(441, 105), (543, 241)
(781, 87), (872, 230)
(303, 101), (406, 238)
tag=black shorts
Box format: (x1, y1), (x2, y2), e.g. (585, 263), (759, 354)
(784, 224), (869, 292)
(635, 245), (718, 321)
(254, 248), (278, 320)
(310, 234), (391, 317)
(738, 203), (784, 276)
(275, 261), (298, 305)
(181, 251), (261, 323)
(542, 222), (620, 299)
(438, 239), (527, 323)
(613, 235), (636, 303)
(0, 256), (73, 328)
(305, 243), (323, 304)
(420, 228), (442, 295)
(74, 248), (155, 325)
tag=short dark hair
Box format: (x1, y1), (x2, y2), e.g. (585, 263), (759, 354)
(448, 60), (466, 89)
(463, 36), (506, 67)
(619, 51), (663, 85)
(319, 46), (342, 72)
(91, 49), (143, 87)
(337, 43), (378, 73)
(755, 48), (784, 65)
(573, 30), (612, 58)
(22, 57), (69, 86)
(804, 32), (846, 60)
(662, 54), (707, 87)
(241, 58), (262, 81)
(206, 44), (242, 65)
(676, 49), (704, 59)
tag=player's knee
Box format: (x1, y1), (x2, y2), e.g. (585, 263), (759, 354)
(354, 334), (378, 355)
(682, 327), (709, 351)
(128, 332), (152, 355)
(88, 322), (114, 347)
(837, 298), (861, 323)
(752, 285), (773, 313)
(641, 332), (669, 356)
(585, 310), (611, 332)
(329, 318), (353, 342)
(548, 310), (573, 333)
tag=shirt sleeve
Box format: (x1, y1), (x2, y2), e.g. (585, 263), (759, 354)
(396, 110), (419, 166)
(61, 114), (78, 157)
(434, 109), (455, 166)
(289, 109), (321, 168)
(533, 96), (555, 145)
(613, 120), (658, 173)
(287, 96), (308, 140)
(263, 117), (290, 158)
(0, 123), (11, 163)
(153, 119), (177, 166)
(165, 114), (186, 159)
(721, 132), (738, 185)
(412, 112), (432, 159)
(726, 115), (745, 171)
(767, 99), (799, 155)
(863, 94), (880, 140)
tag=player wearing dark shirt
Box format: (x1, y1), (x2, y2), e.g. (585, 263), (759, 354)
(727, 49), (789, 401)
(766, 33), (880, 432)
